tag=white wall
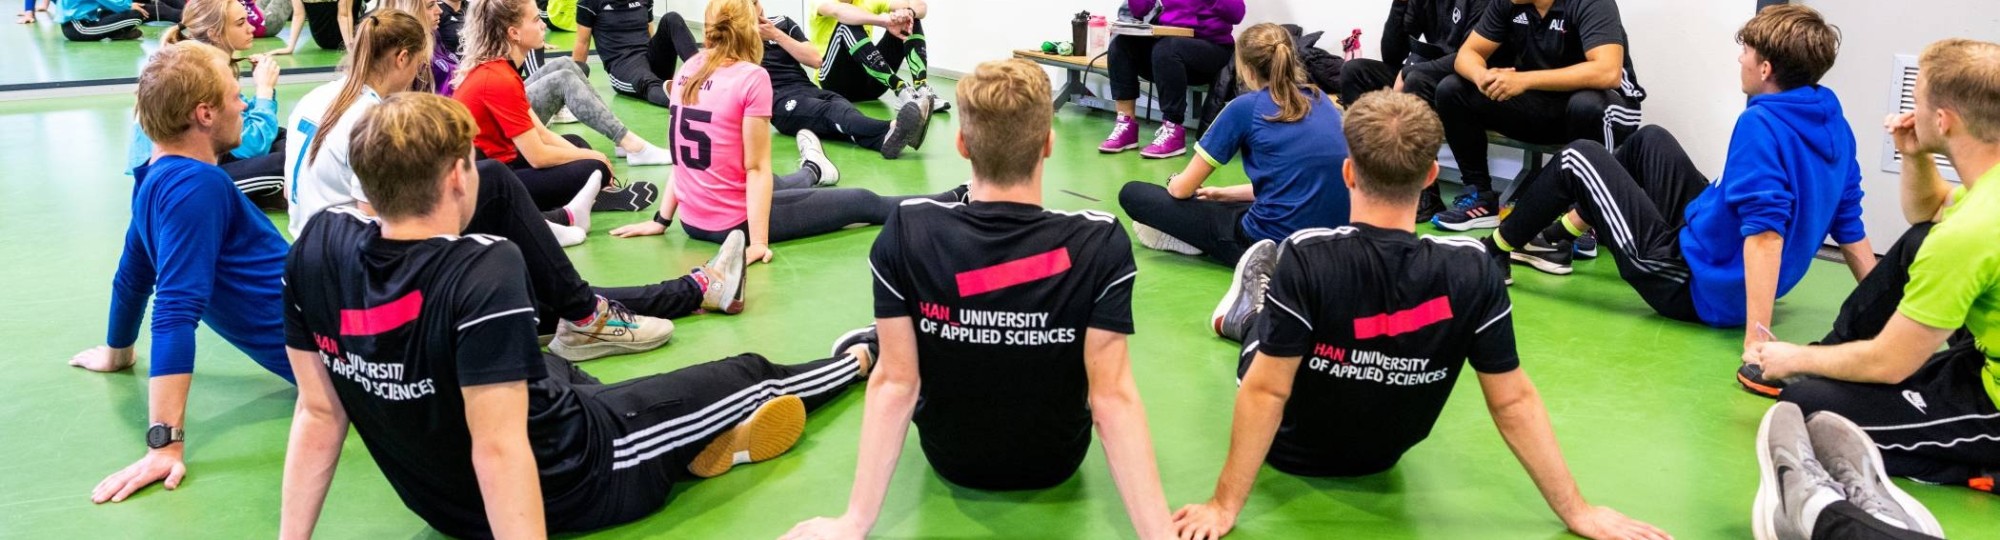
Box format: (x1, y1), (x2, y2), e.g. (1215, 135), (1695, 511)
(1802, 0), (2000, 244)
(667, 0), (807, 24)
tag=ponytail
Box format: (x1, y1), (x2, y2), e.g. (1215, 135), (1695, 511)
(1236, 23), (1320, 123)
(308, 9), (430, 164)
(681, 0), (764, 105)
(161, 0), (232, 49)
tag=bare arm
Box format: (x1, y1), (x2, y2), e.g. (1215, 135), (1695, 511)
(1453, 33), (1501, 82)
(270, 0), (307, 55)
(888, 0), (926, 18)
(279, 348), (349, 540)
(783, 317), (923, 539)
(1172, 353), (1298, 540)
(571, 26), (593, 65)
(744, 116), (776, 263)
(1084, 329), (1171, 539)
(1887, 113), (1954, 224)
(512, 119), (607, 169)
(1479, 370), (1670, 540)
(336, 0), (356, 49)
(763, 21), (824, 69)
(463, 381), (546, 539)
(1840, 239), (1878, 283)
(1741, 231), (1783, 351)
(818, 0), (895, 27)
(1515, 44), (1625, 92)
(1758, 315), (1953, 384)
(1166, 157), (1218, 199)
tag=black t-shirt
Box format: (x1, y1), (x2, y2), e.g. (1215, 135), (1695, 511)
(285, 209), (598, 539)
(762, 16), (817, 92)
(438, 1), (465, 54)
(1253, 225), (1519, 476)
(1402, 0), (1489, 64)
(1472, 0), (1645, 101)
(869, 200), (1138, 485)
(576, 0), (654, 77)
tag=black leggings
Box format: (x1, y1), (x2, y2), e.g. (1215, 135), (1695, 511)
(506, 134), (612, 211)
(1117, 181), (1253, 266)
(301, 0), (362, 50)
(680, 184), (958, 245)
(1435, 75), (1641, 191)
(1337, 55), (1453, 113)
(1811, 500), (1942, 540)
(1495, 126), (1706, 322)
(605, 11), (699, 108)
(137, 0), (182, 22)
(1108, 36), (1232, 125)
(468, 160), (702, 329)
(773, 86), (892, 151)
(817, 19), (928, 103)
(541, 351), (862, 532)
(60, 9), (143, 41)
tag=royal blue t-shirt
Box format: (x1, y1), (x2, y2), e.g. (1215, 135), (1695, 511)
(1195, 88), (1350, 242)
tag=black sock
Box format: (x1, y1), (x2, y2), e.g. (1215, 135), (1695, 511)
(1540, 221), (1578, 243)
(800, 160), (824, 183)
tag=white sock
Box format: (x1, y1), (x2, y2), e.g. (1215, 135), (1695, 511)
(626, 143), (674, 166)
(1796, 487), (1845, 539)
(565, 171), (602, 232)
(547, 221), (587, 247)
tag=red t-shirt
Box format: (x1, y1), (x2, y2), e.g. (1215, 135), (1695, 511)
(453, 59), (536, 164)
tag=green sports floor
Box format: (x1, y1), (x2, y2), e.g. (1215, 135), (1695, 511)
(2, 29), (1995, 540)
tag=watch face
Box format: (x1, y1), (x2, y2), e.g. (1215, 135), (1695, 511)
(146, 425), (169, 448)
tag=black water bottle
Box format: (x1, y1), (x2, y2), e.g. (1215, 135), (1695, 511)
(1071, 11), (1090, 56)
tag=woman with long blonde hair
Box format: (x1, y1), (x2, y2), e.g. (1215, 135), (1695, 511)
(125, 0), (288, 207)
(611, 0), (958, 264)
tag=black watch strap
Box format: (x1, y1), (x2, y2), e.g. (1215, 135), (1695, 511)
(653, 213), (673, 227)
(146, 423), (184, 449)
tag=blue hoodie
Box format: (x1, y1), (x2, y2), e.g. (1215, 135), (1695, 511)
(1679, 85), (1867, 327)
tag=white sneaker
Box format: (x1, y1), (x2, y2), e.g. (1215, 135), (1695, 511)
(548, 298), (674, 362)
(796, 129), (840, 187)
(626, 144), (674, 167)
(1134, 223), (1203, 256)
(550, 107), (580, 124)
(916, 85), (950, 113)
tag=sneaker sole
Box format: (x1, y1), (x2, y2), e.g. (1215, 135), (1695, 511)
(1752, 404), (1786, 540)
(1736, 371), (1783, 399)
(1211, 246), (1263, 340)
(688, 395), (806, 478)
(909, 97), (934, 150)
(1099, 143), (1139, 154)
(1509, 251), (1574, 275)
(708, 231), (747, 314)
(1575, 247), (1600, 259)
(830, 326), (875, 358)
(1813, 413), (1948, 536)
(548, 327), (675, 362)
(1135, 224), (1203, 256)
(1140, 148), (1187, 159)
(1432, 215), (1501, 231)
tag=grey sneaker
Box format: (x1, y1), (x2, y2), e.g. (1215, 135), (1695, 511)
(700, 230), (748, 314)
(1212, 239), (1278, 341)
(549, 298), (675, 362)
(1134, 223), (1202, 256)
(1755, 402), (1844, 540)
(796, 129), (840, 187)
(1808, 411), (1946, 537)
(879, 100), (929, 160)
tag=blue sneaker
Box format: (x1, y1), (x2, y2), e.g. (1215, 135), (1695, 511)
(1433, 189), (1502, 231)
(1574, 230), (1600, 259)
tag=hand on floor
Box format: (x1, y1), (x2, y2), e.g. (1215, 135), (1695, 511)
(780, 515), (866, 540)
(1564, 505), (1671, 540)
(1171, 501), (1238, 540)
(92, 448), (186, 504)
(609, 220), (666, 238)
(70, 345), (136, 372)
(747, 244), (775, 265)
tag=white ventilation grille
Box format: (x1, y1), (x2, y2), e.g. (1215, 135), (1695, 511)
(1882, 54), (1959, 181)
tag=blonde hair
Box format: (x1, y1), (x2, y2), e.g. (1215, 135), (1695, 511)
(454, 0), (534, 87)
(955, 59), (1053, 186)
(309, 9), (432, 164)
(162, 0), (235, 50)
(681, 0), (764, 105)
(349, 93), (479, 219)
(136, 41), (234, 142)
(1342, 91), (1444, 204)
(1920, 38), (2000, 142)
(1735, 4), (1840, 89)
(1234, 23), (1320, 123)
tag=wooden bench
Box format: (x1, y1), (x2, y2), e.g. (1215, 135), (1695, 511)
(1012, 47), (1212, 136)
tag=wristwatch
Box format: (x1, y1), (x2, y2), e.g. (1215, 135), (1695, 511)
(145, 423), (184, 449)
(652, 213), (673, 227)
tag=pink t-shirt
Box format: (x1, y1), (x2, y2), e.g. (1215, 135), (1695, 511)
(670, 53), (773, 232)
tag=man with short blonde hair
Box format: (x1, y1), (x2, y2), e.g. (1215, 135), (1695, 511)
(785, 58), (1171, 540)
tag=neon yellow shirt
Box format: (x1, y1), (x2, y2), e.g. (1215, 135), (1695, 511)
(808, 0), (893, 69)
(1899, 165), (2000, 408)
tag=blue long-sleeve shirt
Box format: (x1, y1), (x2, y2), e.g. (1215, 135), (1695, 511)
(125, 93), (280, 175)
(1679, 85), (1868, 327)
(53, 0), (131, 23)
(110, 156), (294, 382)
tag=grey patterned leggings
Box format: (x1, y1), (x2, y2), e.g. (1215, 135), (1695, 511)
(525, 57), (632, 143)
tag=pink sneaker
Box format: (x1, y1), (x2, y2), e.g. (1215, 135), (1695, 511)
(1098, 115), (1140, 153)
(1140, 122), (1187, 159)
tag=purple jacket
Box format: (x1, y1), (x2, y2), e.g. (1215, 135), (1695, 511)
(1128, 0), (1246, 45)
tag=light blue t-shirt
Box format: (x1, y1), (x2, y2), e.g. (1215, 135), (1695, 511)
(1195, 87), (1350, 242)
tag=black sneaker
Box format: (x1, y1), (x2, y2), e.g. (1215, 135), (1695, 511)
(1737, 363), (1786, 398)
(1574, 230), (1600, 259)
(1480, 237), (1512, 286)
(879, 100), (928, 160)
(830, 324), (879, 376)
(1415, 189), (1447, 224)
(1510, 233), (1575, 275)
(592, 181), (659, 212)
(1433, 189), (1502, 231)
(1212, 239), (1279, 341)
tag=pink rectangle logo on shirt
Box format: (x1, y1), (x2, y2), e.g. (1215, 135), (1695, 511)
(955, 249), (1073, 297)
(340, 291), (424, 336)
(1353, 296), (1453, 340)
